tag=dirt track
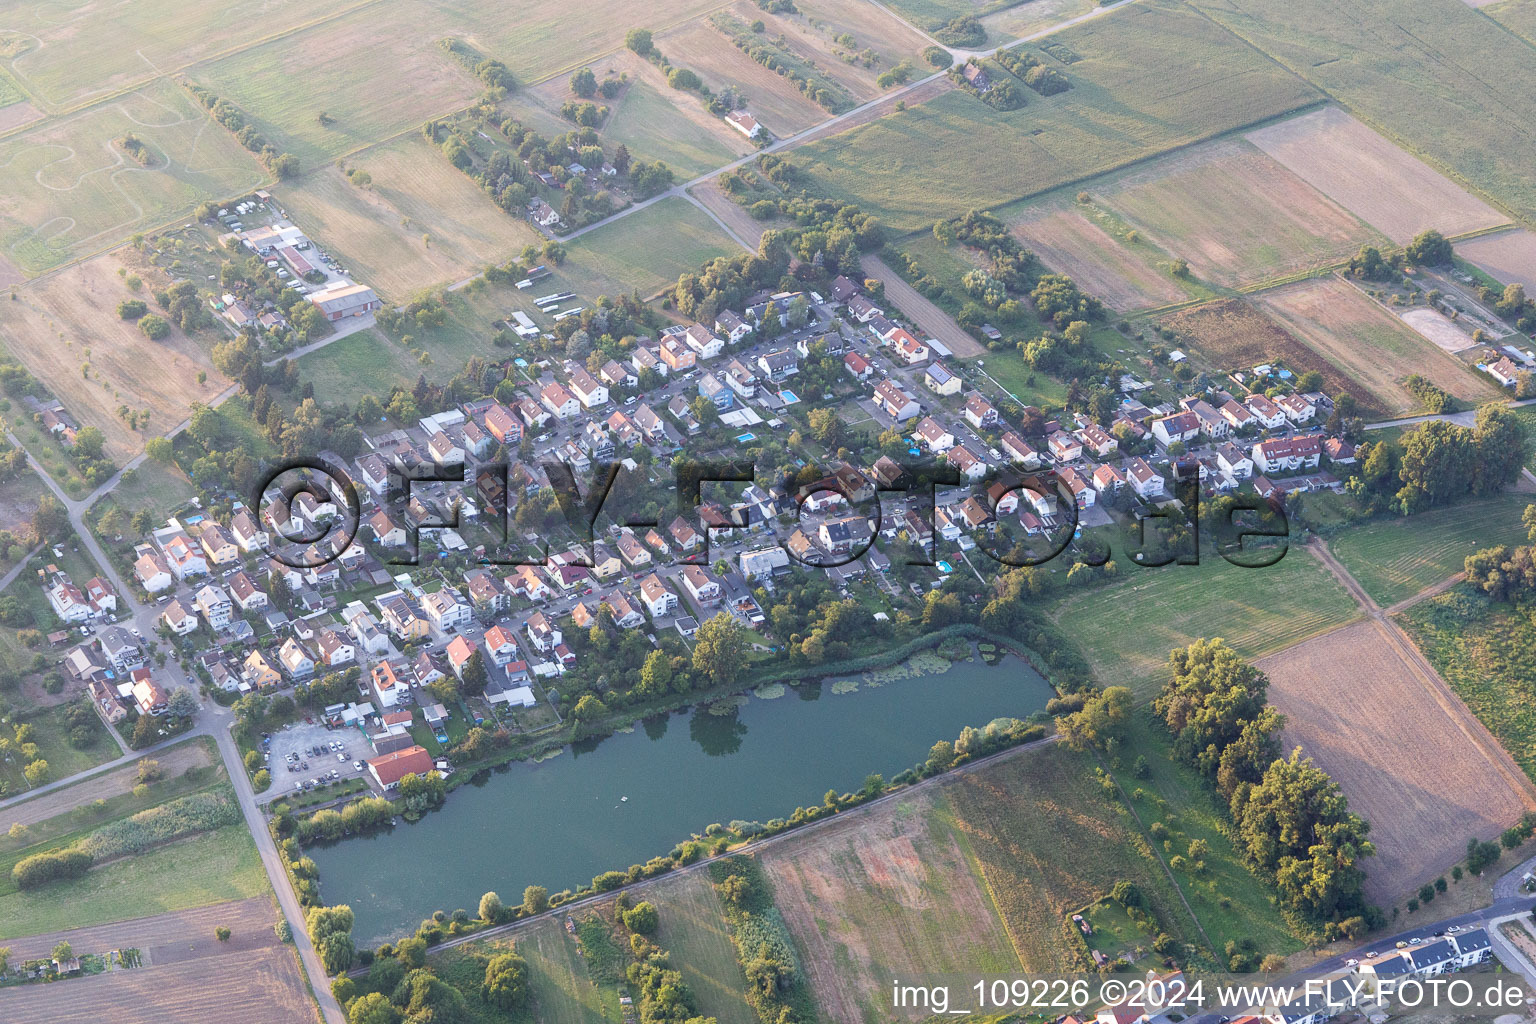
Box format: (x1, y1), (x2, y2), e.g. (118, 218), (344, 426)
(863, 254), (986, 358)
(1, 739), (214, 831)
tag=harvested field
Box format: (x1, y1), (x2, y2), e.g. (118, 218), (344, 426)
(194, 1), (481, 168)
(0, 252), (229, 462)
(863, 253), (985, 356)
(0, 79), (264, 274)
(1, 740), (214, 832)
(1258, 619), (1536, 902)
(1096, 138), (1383, 289)
(1256, 276), (1497, 416)
(278, 135), (541, 300)
(1161, 298), (1379, 414)
(946, 742), (1202, 970)
(793, 74), (955, 147)
(788, 0), (1322, 232)
(1011, 205), (1186, 312)
(762, 785), (1020, 1023)
(658, 16), (838, 135)
(1456, 228), (1536, 294)
(1245, 107), (1507, 244)
(982, 0), (1097, 40)
(0, 100), (42, 132)
(0, 900), (316, 1024)
(1400, 307), (1477, 354)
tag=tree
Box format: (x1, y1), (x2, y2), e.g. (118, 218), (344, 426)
(1057, 686), (1131, 751)
(396, 936), (427, 969)
(138, 314), (171, 340)
(215, 926), (231, 942)
(1155, 639), (1274, 780)
(165, 687), (199, 718)
(482, 950), (530, 1008)
(571, 67), (597, 98)
(145, 436), (174, 463)
(117, 299), (148, 320)
(625, 28), (654, 55)
(347, 992), (398, 1024)
(478, 890), (503, 922)
(32, 494), (68, 543)
(24, 759), (50, 786)
(1406, 229), (1453, 266)
(137, 758), (163, 784)
(522, 884), (549, 916)
(572, 694), (607, 721)
(692, 612), (747, 686)
(316, 931), (354, 974)
(459, 651), (488, 698)
(639, 648), (673, 696)
(622, 901), (659, 933)
(52, 941), (73, 962)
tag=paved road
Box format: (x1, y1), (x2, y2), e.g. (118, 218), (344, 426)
(1365, 396), (1536, 431)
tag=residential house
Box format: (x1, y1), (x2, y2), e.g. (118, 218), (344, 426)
(1488, 355), (1523, 387)
(1324, 437), (1357, 464)
(1252, 434), (1322, 474)
(725, 109), (762, 138)
(1126, 457), (1164, 498)
(368, 745), (434, 791)
(164, 535), (208, 580)
(1077, 423), (1118, 458)
(659, 335), (697, 373)
(715, 310), (752, 344)
(194, 583), (233, 630)
(161, 599), (198, 635)
(847, 294), (883, 322)
(230, 510), (268, 552)
(369, 659), (409, 708)
(243, 650), (282, 689)
(887, 329), (930, 365)
(757, 348), (799, 382)
(199, 524), (240, 567)
(47, 578), (90, 623)
(873, 380), (920, 422)
(915, 416), (955, 452)
(368, 510), (407, 548)
(1048, 430), (1084, 463)
(525, 611), (561, 652)
(617, 532), (652, 569)
(1059, 466), (1096, 508)
(723, 358), (759, 399)
(1275, 393), (1316, 424)
(844, 351), (874, 381)
(698, 371), (734, 410)
(1244, 393), (1287, 429)
(465, 570), (508, 617)
(279, 637), (315, 680)
(99, 626), (142, 672)
(925, 362), (962, 396)
(568, 367), (609, 408)
(379, 594), (429, 641)
(1219, 399), (1254, 431)
(134, 552), (173, 593)
(638, 574), (677, 617)
(540, 383), (580, 419)
(964, 393), (997, 429)
(1092, 463), (1126, 496)
(483, 624), (520, 667)
(317, 629), (356, 667)
(740, 545), (790, 581)
(947, 444), (987, 481)
(632, 345), (665, 377)
(428, 430), (464, 466)
(1000, 432), (1042, 468)
(1217, 441), (1254, 479)
(1151, 411), (1200, 447)
(421, 588), (472, 632)
(681, 564), (722, 604)
(131, 671), (168, 717)
(669, 516), (702, 552)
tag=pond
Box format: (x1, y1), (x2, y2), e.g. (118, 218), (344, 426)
(312, 647), (1053, 945)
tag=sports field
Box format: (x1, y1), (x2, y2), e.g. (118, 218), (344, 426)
(763, 786), (1021, 1023)
(789, 0), (1321, 232)
(278, 135), (541, 300)
(1047, 551), (1362, 700)
(1244, 106), (1508, 244)
(1256, 276), (1499, 416)
(1093, 138), (1383, 289)
(193, 1), (481, 168)
(0, 79), (264, 274)
(1326, 491), (1536, 608)
(1191, 0), (1536, 225)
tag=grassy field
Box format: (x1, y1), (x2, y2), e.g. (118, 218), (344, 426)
(946, 742), (1205, 969)
(279, 135), (542, 300)
(788, 0), (1321, 232)
(1189, 0), (1536, 226)
(605, 76), (750, 179)
(1256, 276), (1500, 417)
(0, 701), (116, 796)
(879, 0), (1028, 33)
(0, 79), (265, 274)
(1047, 548), (1362, 700)
(1326, 492), (1536, 608)
(0, 821), (266, 940)
(762, 786), (1020, 1023)
(646, 871), (758, 1024)
(560, 196), (742, 296)
(1110, 714), (1301, 957)
(433, 914), (613, 1024)
(1404, 592), (1536, 782)
(193, 1), (481, 168)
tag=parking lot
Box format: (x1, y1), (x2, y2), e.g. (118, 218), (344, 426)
(262, 719), (373, 799)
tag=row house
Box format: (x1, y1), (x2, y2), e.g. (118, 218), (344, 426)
(1251, 434), (1323, 474)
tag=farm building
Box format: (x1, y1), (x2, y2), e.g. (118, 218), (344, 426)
(308, 282), (380, 321)
(726, 110), (763, 138)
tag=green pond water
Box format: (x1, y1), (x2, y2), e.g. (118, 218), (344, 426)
(312, 648), (1052, 945)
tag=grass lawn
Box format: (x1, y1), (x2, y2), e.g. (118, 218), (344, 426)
(605, 78), (743, 179)
(790, 0), (1321, 231)
(296, 328), (432, 408)
(1402, 593), (1536, 782)
(1326, 492), (1536, 608)
(1111, 713), (1300, 957)
(560, 197), (743, 297)
(4, 410), (92, 500)
(1047, 547), (1362, 700)
(0, 701), (116, 794)
(648, 871), (757, 1024)
(0, 823), (267, 940)
(90, 458), (198, 528)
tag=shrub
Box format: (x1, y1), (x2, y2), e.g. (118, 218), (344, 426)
(13, 848), (93, 888)
(138, 314), (171, 340)
(117, 299), (148, 320)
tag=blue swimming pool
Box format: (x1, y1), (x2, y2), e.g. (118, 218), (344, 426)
(736, 432), (757, 442)
(778, 389), (800, 404)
